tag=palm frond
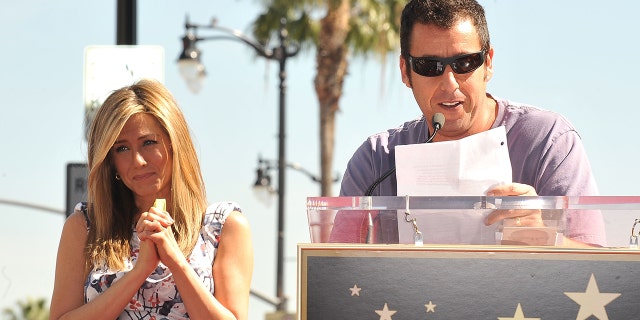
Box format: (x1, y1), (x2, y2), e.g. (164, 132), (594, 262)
(253, 0), (407, 59)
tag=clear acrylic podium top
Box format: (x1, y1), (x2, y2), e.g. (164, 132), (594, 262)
(306, 196), (640, 248)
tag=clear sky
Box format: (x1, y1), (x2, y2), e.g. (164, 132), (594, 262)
(1, 1), (639, 319)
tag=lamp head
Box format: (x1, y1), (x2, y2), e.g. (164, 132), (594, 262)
(253, 166), (275, 206)
(177, 32), (205, 93)
(178, 32), (200, 61)
(253, 167), (272, 189)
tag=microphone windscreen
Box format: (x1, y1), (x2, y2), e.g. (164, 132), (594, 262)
(432, 112), (445, 128)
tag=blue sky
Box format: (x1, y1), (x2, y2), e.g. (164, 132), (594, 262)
(1, 1), (639, 319)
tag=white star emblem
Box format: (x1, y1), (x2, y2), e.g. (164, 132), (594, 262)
(424, 300), (436, 313)
(375, 303), (396, 320)
(564, 273), (621, 320)
(349, 284), (361, 296)
(497, 303), (540, 320)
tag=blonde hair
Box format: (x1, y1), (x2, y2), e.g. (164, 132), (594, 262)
(86, 79), (207, 271)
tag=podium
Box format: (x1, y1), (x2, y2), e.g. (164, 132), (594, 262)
(299, 196), (640, 319)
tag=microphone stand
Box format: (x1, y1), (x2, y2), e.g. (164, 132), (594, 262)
(364, 115), (443, 196)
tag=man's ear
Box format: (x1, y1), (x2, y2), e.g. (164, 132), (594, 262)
(484, 46), (495, 82)
(400, 54), (412, 88)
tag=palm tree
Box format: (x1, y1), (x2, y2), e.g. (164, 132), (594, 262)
(252, 0), (407, 197)
(2, 297), (49, 320)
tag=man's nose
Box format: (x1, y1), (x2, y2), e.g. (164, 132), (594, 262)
(438, 66), (459, 92)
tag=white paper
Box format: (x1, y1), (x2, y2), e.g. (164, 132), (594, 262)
(396, 126), (512, 196)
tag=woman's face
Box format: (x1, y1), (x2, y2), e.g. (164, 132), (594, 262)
(111, 113), (173, 209)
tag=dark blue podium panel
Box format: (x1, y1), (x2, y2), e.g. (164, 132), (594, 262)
(298, 244), (640, 320)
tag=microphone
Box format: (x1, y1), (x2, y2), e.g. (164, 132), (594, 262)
(364, 113), (445, 196)
(426, 112), (445, 143)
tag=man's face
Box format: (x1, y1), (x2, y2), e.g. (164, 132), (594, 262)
(400, 19), (495, 141)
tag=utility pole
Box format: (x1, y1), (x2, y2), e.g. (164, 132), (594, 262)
(117, 0), (137, 45)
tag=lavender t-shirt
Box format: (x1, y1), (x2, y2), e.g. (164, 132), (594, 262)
(337, 96), (605, 246)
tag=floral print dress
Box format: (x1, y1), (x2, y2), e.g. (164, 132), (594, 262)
(83, 201), (240, 320)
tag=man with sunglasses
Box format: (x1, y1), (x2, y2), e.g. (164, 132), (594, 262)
(333, 0), (605, 247)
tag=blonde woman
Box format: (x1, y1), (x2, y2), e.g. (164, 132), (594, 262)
(50, 79), (253, 320)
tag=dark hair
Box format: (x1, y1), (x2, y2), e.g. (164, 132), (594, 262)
(400, 0), (491, 61)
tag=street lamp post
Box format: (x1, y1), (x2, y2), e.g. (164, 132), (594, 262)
(254, 156), (341, 191)
(177, 16), (299, 312)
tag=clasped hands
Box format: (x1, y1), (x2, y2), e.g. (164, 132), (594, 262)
(134, 206), (181, 272)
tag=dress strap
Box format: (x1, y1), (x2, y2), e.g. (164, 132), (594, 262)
(77, 202), (91, 232)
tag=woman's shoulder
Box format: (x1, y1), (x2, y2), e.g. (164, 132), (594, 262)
(60, 203), (91, 244)
(206, 201), (242, 215)
(203, 201), (242, 226)
(66, 201), (90, 232)
(200, 202), (247, 246)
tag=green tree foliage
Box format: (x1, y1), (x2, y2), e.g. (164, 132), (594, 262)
(2, 297), (49, 320)
(252, 0), (408, 198)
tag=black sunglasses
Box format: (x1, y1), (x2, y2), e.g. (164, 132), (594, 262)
(408, 51), (486, 77)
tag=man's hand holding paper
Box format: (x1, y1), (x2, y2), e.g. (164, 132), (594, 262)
(395, 126), (547, 244)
